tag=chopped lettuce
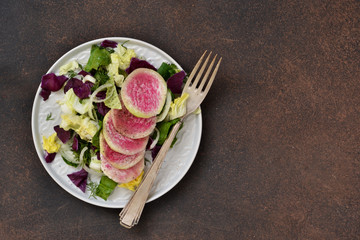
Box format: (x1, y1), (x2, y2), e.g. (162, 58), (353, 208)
(107, 44), (137, 86)
(114, 44), (136, 70)
(167, 93), (189, 120)
(59, 60), (80, 75)
(103, 79), (122, 109)
(60, 113), (99, 141)
(84, 45), (111, 72)
(114, 74), (125, 88)
(107, 53), (125, 87)
(58, 88), (93, 115)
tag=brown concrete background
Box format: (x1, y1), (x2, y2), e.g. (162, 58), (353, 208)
(0, 0), (359, 239)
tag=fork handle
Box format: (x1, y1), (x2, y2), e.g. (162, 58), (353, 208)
(119, 120), (183, 228)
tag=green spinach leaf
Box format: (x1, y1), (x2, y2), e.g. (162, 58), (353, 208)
(96, 176), (118, 200)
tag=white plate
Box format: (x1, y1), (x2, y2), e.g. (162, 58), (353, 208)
(31, 37), (202, 208)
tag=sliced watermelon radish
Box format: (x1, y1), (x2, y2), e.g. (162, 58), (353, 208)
(101, 153), (144, 183)
(121, 68), (167, 118)
(111, 97), (156, 139)
(100, 133), (144, 169)
(102, 110), (148, 155)
(156, 89), (172, 122)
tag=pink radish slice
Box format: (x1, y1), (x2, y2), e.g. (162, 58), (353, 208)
(100, 133), (144, 169)
(102, 110), (148, 155)
(101, 154), (144, 183)
(121, 68), (167, 118)
(111, 100), (156, 139)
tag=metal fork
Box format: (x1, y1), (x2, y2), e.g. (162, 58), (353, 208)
(119, 51), (222, 228)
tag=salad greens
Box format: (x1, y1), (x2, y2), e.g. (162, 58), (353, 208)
(103, 78), (122, 109)
(96, 176), (118, 200)
(59, 88), (93, 115)
(167, 93), (189, 120)
(92, 68), (110, 90)
(86, 180), (99, 199)
(42, 133), (61, 153)
(156, 118), (181, 145)
(91, 123), (102, 150)
(157, 62), (180, 80)
(84, 45), (111, 72)
(60, 113), (99, 141)
(40, 39), (189, 200)
(46, 112), (54, 121)
(59, 60), (80, 75)
(62, 156), (79, 168)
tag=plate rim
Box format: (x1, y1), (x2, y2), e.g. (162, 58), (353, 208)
(31, 37), (202, 208)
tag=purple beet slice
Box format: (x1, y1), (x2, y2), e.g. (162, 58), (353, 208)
(102, 110), (148, 155)
(100, 133), (144, 169)
(111, 98), (156, 139)
(101, 153), (144, 183)
(121, 68), (167, 118)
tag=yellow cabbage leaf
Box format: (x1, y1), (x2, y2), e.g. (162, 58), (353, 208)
(42, 133), (61, 153)
(167, 93), (189, 120)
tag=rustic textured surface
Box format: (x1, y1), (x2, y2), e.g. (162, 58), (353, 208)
(0, 0), (359, 239)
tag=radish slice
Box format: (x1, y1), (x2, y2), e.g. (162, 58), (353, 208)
(121, 68), (167, 118)
(156, 90), (172, 122)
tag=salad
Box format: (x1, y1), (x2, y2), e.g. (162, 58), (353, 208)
(39, 39), (192, 201)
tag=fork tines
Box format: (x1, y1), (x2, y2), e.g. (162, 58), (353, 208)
(185, 51), (222, 93)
